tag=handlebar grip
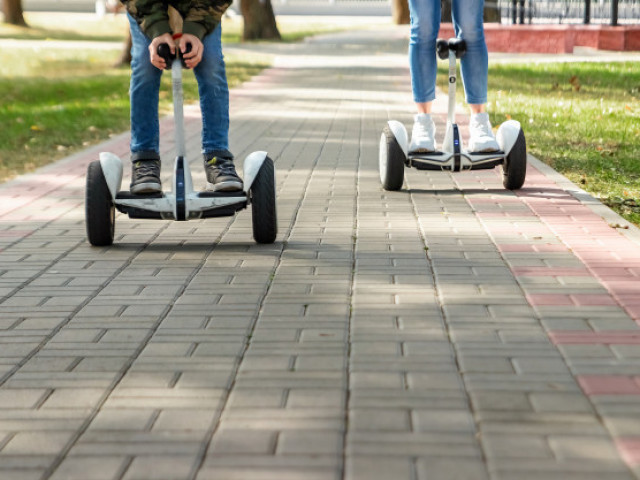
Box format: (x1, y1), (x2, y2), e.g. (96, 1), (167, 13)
(179, 42), (192, 69)
(157, 43), (175, 70)
(156, 42), (193, 69)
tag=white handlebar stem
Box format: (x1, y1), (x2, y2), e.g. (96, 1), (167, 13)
(447, 50), (457, 125)
(172, 58), (186, 158)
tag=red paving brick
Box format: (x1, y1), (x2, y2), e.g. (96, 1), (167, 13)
(550, 331), (640, 345)
(526, 293), (617, 307)
(578, 376), (640, 395)
(512, 266), (591, 277)
(616, 438), (640, 466)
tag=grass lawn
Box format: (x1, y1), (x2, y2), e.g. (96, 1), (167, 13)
(0, 47), (267, 182)
(439, 60), (640, 226)
(489, 62), (640, 225)
(0, 11), (351, 43)
(0, 12), (371, 183)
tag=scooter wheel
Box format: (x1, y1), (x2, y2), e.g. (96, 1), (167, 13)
(250, 156), (277, 244)
(502, 129), (527, 190)
(379, 125), (405, 191)
(85, 160), (115, 246)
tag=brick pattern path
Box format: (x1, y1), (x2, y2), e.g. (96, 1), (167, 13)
(0, 27), (639, 480)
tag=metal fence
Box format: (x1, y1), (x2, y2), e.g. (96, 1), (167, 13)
(271, 0), (639, 23)
(499, 0), (640, 25)
(22, 0), (640, 24)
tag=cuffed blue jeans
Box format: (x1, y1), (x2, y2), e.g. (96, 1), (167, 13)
(127, 13), (231, 160)
(408, 0), (488, 105)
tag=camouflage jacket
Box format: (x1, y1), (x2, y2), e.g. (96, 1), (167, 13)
(120, 0), (232, 40)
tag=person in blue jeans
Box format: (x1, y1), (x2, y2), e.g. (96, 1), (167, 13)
(122, 0), (242, 194)
(407, 0), (500, 154)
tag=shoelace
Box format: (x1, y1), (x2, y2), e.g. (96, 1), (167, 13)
(207, 159), (237, 177)
(135, 161), (159, 177)
(413, 119), (433, 138)
(470, 118), (492, 138)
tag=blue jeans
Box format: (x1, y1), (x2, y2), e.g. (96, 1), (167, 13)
(408, 0), (488, 105)
(127, 14), (231, 161)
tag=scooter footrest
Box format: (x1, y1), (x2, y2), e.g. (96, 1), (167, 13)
(116, 191), (164, 200)
(119, 207), (164, 219)
(410, 151), (446, 159)
(469, 160), (504, 170)
(413, 162), (452, 171)
(200, 204), (246, 218)
(197, 191), (247, 199)
(467, 150), (505, 156)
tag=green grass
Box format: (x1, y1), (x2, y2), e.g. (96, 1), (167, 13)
(440, 61), (640, 225)
(0, 12), (128, 41)
(0, 47), (267, 181)
(0, 12), (348, 44)
(0, 12), (355, 181)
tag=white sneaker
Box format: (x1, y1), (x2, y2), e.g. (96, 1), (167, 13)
(468, 113), (500, 152)
(409, 113), (436, 153)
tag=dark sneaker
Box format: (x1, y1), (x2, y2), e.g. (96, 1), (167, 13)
(130, 159), (162, 194)
(204, 155), (244, 192)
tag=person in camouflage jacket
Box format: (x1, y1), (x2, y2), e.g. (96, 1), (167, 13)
(121, 0), (232, 42)
(121, 0), (244, 194)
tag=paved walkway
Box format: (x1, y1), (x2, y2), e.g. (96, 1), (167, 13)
(1, 26), (640, 480)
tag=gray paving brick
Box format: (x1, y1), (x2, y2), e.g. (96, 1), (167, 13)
(415, 457), (490, 480)
(0, 469), (47, 480)
(72, 431), (206, 456)
(548, 435), (625, 462)
(349, 409), (411, 432)
(2, 431), (75, 455)
(346, 456), (413, 480)
(88, 408), (156, 431)
(209, 429), (276, 454)
(488, 458), (634, 478)
(483, 433), (554, 458)
(0, 389), (50, 409)
(348, 432), (481, 457)
(123, 455), (196, 480)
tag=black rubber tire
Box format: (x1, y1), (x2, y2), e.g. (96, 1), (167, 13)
(85, 160), (115, 246)
(502, 129), (527, 190)
(380, 125), (405, 191)
(251, 156), (277, 244)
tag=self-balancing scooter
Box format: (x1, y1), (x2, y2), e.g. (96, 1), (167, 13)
(379, 38), (527, 191)
(85, 43), (277, 246)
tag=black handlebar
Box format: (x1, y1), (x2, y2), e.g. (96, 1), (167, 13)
(157, 42), (193, 69)
(436, 38), (467, 60)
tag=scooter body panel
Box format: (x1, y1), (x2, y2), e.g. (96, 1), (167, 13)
(387, 120), (409, 158)
(442, 122), (455, 154)
(496, 120), (522, 156)
(243, 151), (268, 194)
(99, 152), (123, 201)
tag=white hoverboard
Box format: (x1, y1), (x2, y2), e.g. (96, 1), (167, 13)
(379, 38), (527, 191)
(85, 43), (277, 246)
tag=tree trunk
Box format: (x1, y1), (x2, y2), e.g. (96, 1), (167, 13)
(114, 31), (132, 67)
(391, 0), (410, 25)
(2, 0), (28, 27)
(483, 1), (501, 22)
(240, 0), (280, 41)
(442, 0), (452, 21)
(442, 0), (501, 23)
